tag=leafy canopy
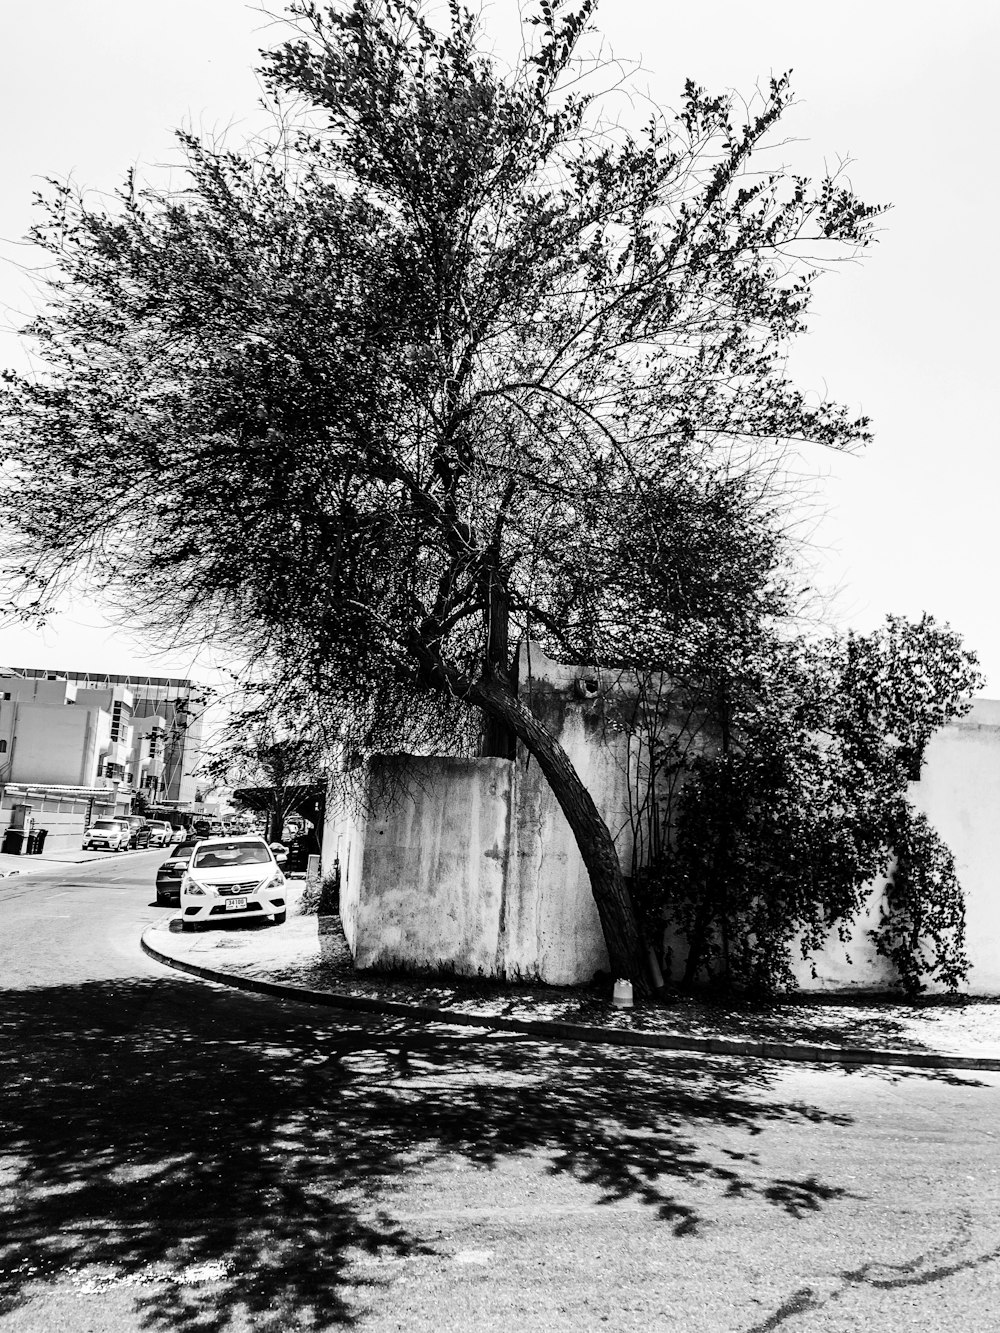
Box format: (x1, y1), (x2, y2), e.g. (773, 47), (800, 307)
(0, 0), (883, 727)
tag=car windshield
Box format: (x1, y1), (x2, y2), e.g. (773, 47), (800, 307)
(167, 842), (198, 861)
(93, 821), (121, 831)
(193, 841), (271, 869)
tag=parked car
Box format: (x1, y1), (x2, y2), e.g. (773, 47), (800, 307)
(155, 840), (199, 906)
(122, 815), (151, 849)
(168, 826), (187, 844)
(180, 835), (287, 930)
(82, 818), (130, 851)
(145, 819), (174, 847)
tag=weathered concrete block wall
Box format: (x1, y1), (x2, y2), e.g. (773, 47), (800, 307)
(352, 756), (512, 975)
(333, 644), (673, 984)
(331, 748), (614, 985)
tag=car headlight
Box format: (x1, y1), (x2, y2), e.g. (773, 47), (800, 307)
(259, 868), (286, 891)
(181, 874), (206, 896)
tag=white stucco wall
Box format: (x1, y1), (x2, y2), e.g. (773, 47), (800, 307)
(906, 700), (1000, 994)
(779, 699), (1000, 995)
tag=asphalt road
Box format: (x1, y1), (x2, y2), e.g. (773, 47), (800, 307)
(3, 858), (1000, 1332)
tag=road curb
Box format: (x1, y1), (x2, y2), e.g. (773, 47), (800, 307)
(140, 927), (1000, 1073)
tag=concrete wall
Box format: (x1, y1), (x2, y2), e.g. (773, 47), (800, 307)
(353, 757), (511, 975)
(332, 750), (607, 984)
(331, 647), (1000, 994)
(333, 644), (693, 985)
(326, 777), (368, 958)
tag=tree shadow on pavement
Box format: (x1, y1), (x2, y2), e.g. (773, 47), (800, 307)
(0, 975), (980, 1331)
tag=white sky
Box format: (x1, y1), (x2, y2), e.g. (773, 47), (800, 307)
(1, 1), (998, 689)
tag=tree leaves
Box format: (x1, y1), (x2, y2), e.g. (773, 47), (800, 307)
(0, 0), (890, 982)
(637, 615), (982, 997)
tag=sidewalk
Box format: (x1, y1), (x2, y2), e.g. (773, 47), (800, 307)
(141, 893), (1000, 1072)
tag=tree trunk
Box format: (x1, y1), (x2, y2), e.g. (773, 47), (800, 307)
(682, 899), (712, 988)
(480, 569), (516, 759)
(469, 673), (652, 995)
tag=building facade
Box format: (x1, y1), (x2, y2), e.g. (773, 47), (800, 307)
(9, 668), (206, 808)
(0, 674), (168, 850)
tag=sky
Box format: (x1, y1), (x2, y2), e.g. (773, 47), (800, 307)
(1, 1), (998, 690)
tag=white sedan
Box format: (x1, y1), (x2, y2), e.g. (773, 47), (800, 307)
(179, 835), (287, 930)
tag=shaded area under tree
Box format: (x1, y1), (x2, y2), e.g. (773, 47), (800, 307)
(0, 970), (888, 1331)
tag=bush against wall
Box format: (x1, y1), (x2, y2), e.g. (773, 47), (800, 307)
(632, 614), (982, 997)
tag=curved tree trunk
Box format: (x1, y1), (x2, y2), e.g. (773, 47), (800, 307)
(468, 673), (651, 994)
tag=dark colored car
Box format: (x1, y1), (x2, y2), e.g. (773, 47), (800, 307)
(155, 840), (199, 906)
(123, 815), (152, 849)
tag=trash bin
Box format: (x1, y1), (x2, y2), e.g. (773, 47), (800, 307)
(25, 832), (39, 855)
(2, 828), (25, 855)
(34, 829), (48, 854)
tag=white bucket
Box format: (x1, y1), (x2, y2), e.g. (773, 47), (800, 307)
(612, 978), (634, 1009)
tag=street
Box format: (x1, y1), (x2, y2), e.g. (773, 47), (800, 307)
(3, 858), (1000, 1332)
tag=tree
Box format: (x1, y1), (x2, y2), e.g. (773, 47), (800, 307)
(202, 728), (324, 846)
(0, 0), (882, 991)
(633, 615), (983, 996)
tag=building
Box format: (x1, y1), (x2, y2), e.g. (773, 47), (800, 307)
(8, 668), (207, 808)
(0, 674), (167, 850)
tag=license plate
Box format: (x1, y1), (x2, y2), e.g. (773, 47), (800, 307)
(225, 897), (247, 911)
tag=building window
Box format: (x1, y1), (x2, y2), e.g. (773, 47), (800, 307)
(0, 739), (7, 753)
(110, 700), (133, 742)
